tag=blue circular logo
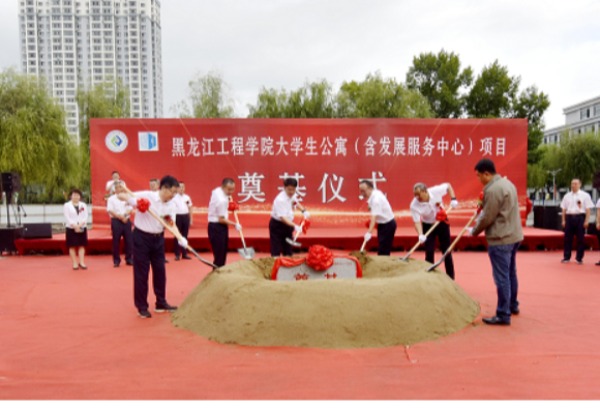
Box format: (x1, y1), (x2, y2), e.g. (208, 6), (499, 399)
(105, 130), (128, 153)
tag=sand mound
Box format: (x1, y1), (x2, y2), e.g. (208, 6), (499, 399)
(171, 254), (480, 348)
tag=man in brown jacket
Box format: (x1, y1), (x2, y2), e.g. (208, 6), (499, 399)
(470, 158), (524, 326)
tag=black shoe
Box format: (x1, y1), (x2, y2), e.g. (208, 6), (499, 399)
(164, 259), (169, 264)
(138, 310), (152, 319)
(155, 303), (178, 313)
(182, 255), (192, 260)
(174, 255), (180, 261)
(113, 263), (120, 268)
(576, 259), (583, 265)
(511, 308), (520, 315)
(561, 258), (570, 263)
(126, 261), (133, 266)
(482, 316), (510, 325)
(79, 264), (88, 270)
(595, 261), (600, 266)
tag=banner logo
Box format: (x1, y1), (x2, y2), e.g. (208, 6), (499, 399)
(105, 130), (128, 153)
(138, 131), (159, 151)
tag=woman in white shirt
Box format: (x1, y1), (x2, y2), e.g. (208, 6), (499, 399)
(64, 188), (88, 270)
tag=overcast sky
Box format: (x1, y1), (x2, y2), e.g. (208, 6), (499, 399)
(1, 0), (599, 129)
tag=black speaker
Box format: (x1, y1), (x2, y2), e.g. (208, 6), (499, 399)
(0, 227), (24, 253)
(1, 172), (21, 194)
(22, 223), (53, 239)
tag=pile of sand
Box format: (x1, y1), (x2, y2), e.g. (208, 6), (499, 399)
(171, 253), (480, 348)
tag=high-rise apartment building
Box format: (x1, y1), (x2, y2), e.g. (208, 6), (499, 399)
(18, 0), (163, 142)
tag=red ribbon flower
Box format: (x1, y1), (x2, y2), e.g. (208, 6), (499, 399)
(306, 245), (334, 272)
(228, 201), (240, 212)
(302, 219), (311, 234)
(436, 207), (449, 223)
(137, 198), (150, 213)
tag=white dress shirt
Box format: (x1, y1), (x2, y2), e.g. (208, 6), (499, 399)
(128, 191), (176, 234)
(271, 191), (298, 221)
(174, 193), (193, 215)
(410, 183), (449, 224)
(64, 201), (88, 229)
(560, 190), (594, 214)
(368, 189), (395, 224)
(208, 187), (229, 223)
(107, 194), (132, 219)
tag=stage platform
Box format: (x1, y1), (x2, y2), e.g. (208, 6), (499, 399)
(2, 251), (600, 399)
(12, 225), (600, 256)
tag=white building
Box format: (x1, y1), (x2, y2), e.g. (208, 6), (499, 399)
(543, 95), (600, 145)
(18, 0), (163, 142)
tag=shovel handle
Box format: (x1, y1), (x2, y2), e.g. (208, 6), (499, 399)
(123, 187), (217, 269)
(232, 211), (247, 250)
(360, 239), (368, 253)
(402, 206), (454, 261)
(427, 210), (478, 272)
(292, 219), (305, 243)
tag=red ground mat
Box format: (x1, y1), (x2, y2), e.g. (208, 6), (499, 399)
(1, 251), (600, 399)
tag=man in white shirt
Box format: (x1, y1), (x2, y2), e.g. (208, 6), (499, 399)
(269, 178), (309, 257)
(173, 182), (193, 261)
(118, 175), (184, 319)
(208, 178), (241, 268)
(410, 182), (459, 279)
(359, 180), (396, 255)
(560, 178), (594, 264)
(105, 171), (126, 196)
(107, 181), (133, 267)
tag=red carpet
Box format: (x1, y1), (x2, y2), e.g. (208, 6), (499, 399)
(1, 250), (600, 399)
(13, 226), (595, 255)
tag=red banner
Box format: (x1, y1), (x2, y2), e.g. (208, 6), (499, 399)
(90, 118), (528, 227)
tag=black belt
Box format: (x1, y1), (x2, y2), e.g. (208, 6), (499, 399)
(566, 214), (586, 217)
(134, 228), (163, 237)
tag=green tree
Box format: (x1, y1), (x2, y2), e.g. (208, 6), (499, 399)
(77, 79), (130, 191)
(248, 80), (336, 118)
(557, 131), (600, 185)
(0, 68), (78, 202)
(405, 49), (473, 118)
(178, 71), (235, 118)
(513, 86), (551, 163)
(336, 72), (432, 118)
(465, 60), (520, 118)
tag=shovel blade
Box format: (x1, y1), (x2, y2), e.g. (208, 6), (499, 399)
(285, 238), (302, 248)
(238, 247), (255, 259)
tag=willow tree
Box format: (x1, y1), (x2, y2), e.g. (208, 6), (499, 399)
(0, 68), (78, 202)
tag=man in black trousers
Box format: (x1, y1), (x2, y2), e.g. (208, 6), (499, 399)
(173, 182), (193, 261)
(269, 178), (309, 257)
(106, 181), (133, 267)
(118, 175), (185, 319)
(560, 178), (594, 264)
(359, 180), (396, 255)
(207, 178), (241, 268)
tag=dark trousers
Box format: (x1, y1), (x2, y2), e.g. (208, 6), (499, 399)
(377, 218), (397, 256)
(208, 222), (228, 267)
(423, 221), (455, 279)
(174, 213), (191, 257)
(133, 229), (167, 312)
(269, 218), (294, 257)
(488, 242), (520, 321)
(564, 214), (586, 261)
(111, 218), (132, 265)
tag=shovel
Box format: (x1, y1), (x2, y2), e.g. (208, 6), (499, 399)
(285, 219), (306, 248)
(427, 210), (478, 273)
(400, 206), (454, 262)
(232, 210), (255, 259)
(123, 187), (218, 269)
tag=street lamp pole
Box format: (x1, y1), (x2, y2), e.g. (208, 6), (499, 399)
(547, 169), (562, 203)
